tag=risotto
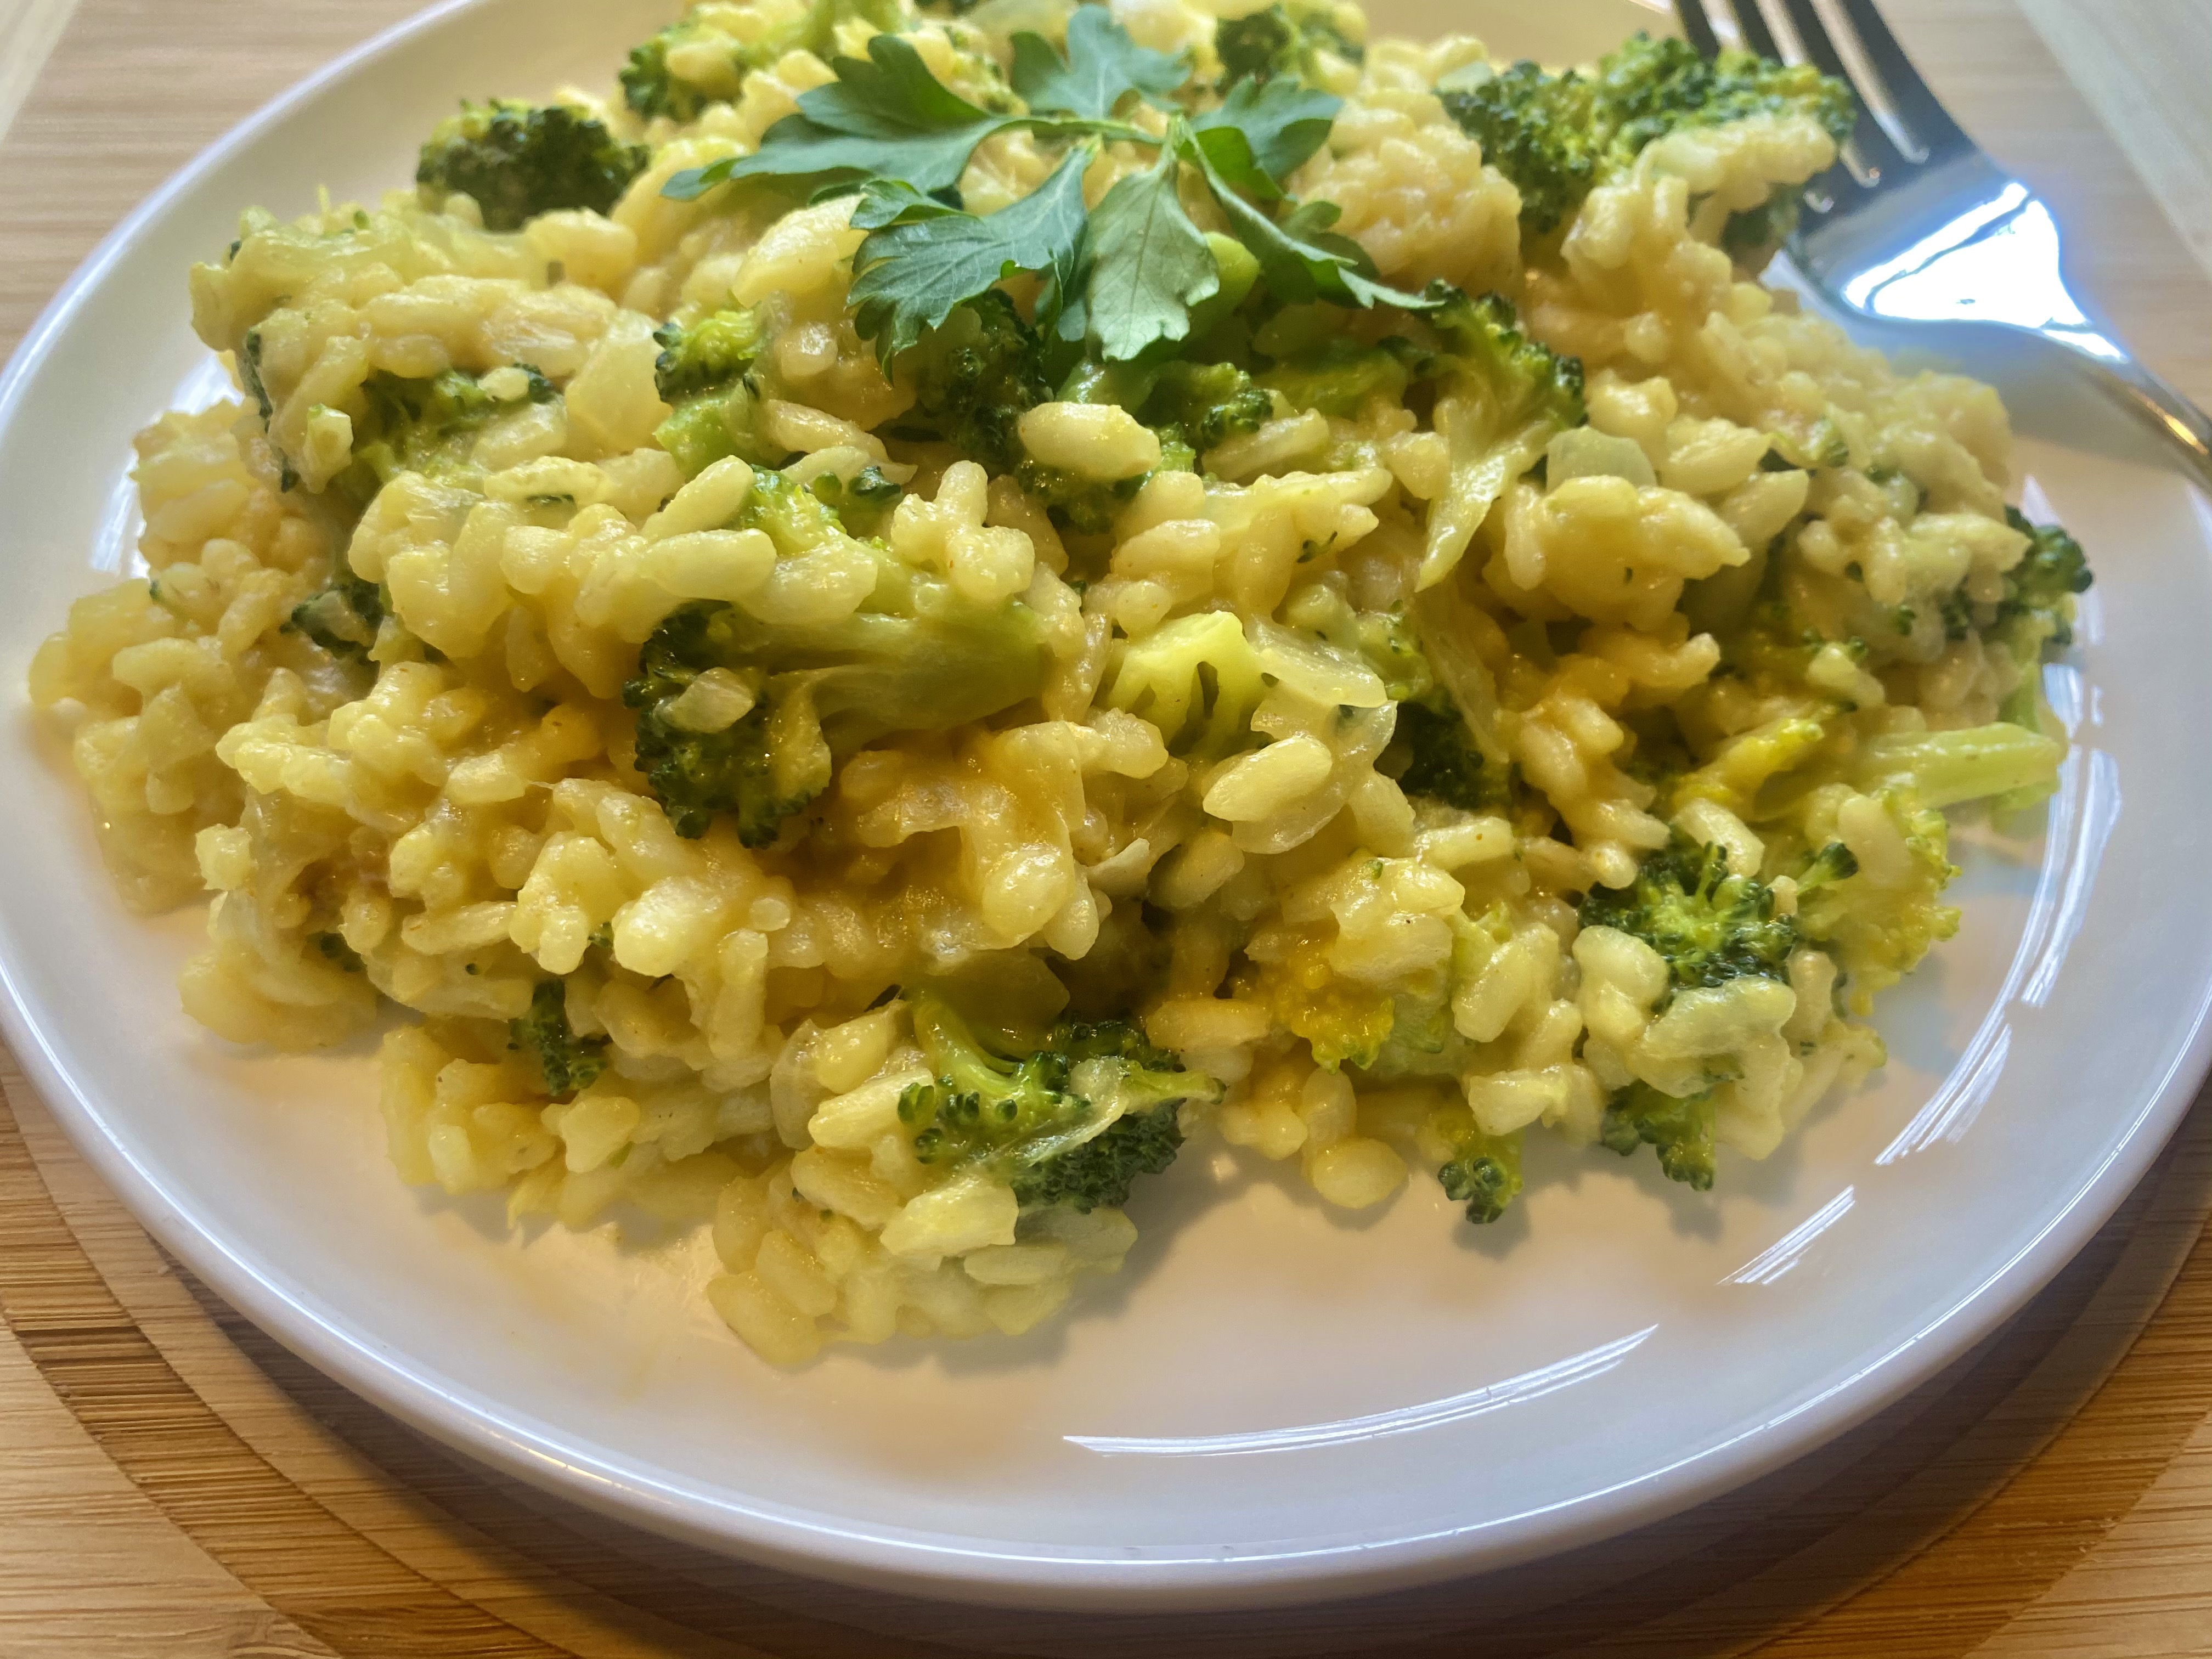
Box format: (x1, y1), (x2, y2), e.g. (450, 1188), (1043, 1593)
(29, 0), (2090, 1365)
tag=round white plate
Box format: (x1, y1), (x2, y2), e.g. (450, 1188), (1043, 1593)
(2, 0), (2207, 1615)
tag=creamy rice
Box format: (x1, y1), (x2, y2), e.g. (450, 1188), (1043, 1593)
(29, 0), (2084, 1365)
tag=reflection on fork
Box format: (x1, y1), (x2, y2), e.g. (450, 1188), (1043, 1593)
(1673, 0), (2212, 469)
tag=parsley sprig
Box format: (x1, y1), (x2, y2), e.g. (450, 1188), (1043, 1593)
(664, 3), (1434, 366)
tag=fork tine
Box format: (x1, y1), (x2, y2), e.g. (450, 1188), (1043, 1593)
(1673, 0), (1722, 59)
(1836, 0), (1975, 161)
(1724, 0), (1783, 61)
(1776, 0), (1913, 182)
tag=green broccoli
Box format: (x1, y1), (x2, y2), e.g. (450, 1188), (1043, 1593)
(1437, 61), (1598, 235)
(1853, 723), (2064, 811)
(623, 473), (1051, 839)
(657, 307), (768, 400)
(1017, 434), (1195, 536)
(340, 365), (558, 499)
(1593, 33), (1855, 172)
(1997, 509), (2093, 651)
(1258, 338), (1417, 418)
(1437, 1121), (1522, 1223)
(1143, 359), (1274, 450)
(998, 351), (1217, 533)
(1793, 791), (1960, 1006)
(510, 980), (610, 1099)
(652, 308), (772, 478)
(804, 463), (906, 533)
(1414, 284), (1585, 588)
(625, 631), (807, 844)
(1215, 1), (1363, 87)
(622, 25), (719, 125)
(1988, 508), (2093, 738)
(894, 292), (1051, 475)
(1359, 986), (1469, 1082)
(1441, 33), (1854, 239)
(1795, 839), (1860, 891)
(1580, 832), (1797, 996)
(1101, 608), (1267, 760)
(288, 569), (386, 661)
(416, 101), (650, 232)
(897, 990), (1220, 1211)
(1354, 608), (1434, 704)
(1009, 1105), (1186, 1212)
(1599, 1080), (1716, 1190)
(1392, 696), (1510, 812)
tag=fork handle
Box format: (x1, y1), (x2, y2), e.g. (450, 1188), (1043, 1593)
(2066, 342), (2212, 472)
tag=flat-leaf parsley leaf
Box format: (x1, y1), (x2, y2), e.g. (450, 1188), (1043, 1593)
(665, 33), (1022, 198)
(1189, 75), (1340, 193)
(1011, 4), (1189, 120)
(849, 150), (1093, 366)
(1085, 132), (1221, 360)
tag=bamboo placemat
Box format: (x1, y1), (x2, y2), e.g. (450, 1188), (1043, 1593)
(5, 2), (2212, 1653)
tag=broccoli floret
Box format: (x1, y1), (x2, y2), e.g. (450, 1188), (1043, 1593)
(1438, 1121), (1522, 1223)
(1259, 338), (1417, 419)
(805, 464), (906, 534)
(1599, 1080), (1716, 1190)
(1014, 353), (1231, 524)
(1355, 609), (1434, 703)
(656, 307), (768, 401)
(341, 365), (557, 498)
(894, 292), (1051, 475)
(1997, 509), (2093, 649)
(416, 101), (649, 232)
(510, 980), (610, 1099)
(289, 569), (386, 661)
(1794, 791), (1959, 1009)
(1144, 360), (1274, 450)
(622, 28), (714, 125)
(625, 624), (810, 844)
(1719, 191), (1802, 266)
(1441, 33), (1854, 239)
(1581, 832), (1797, 996)
(1438, 61), (1598, 235)
(1215, 1), (1363, 86)
(897, 991), (1219, 1210)
(1264, 943), (1400, 1069)
(1393, 697), (1510, 812)
(1101, 608), (1267, 760)
(1796, 840), (1860, 891)
(623, 473), (1051, 839)
(1009, 1107), (1186, 1211)
(1005, 353), (1208, 533)
(652, 308), (771, 478)
(1594, 32), (1855, 168)
(1672, 714), (1831, 820)
(1358, 985), (1470, 1081)
(1986, 508), (2094, 743)
(1415, 284), (1586, 588)
(1017, 447), (1190, 535)
(1854, 723), (2064, 810)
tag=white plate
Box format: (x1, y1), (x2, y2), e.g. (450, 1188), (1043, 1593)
(2, 0), (2207, 1615)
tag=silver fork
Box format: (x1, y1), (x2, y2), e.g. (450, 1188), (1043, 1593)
(1674, 0), (2212, 468)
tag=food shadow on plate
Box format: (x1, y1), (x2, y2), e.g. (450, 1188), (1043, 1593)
(1501, 1129), (1728, 1249)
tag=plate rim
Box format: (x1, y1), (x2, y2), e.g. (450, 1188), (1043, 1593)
(2, 0), (2208, 1612)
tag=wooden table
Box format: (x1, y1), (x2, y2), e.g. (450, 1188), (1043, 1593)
(5, 2), (2212, 1654)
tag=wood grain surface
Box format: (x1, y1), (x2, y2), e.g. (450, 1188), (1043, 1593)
(5, 2), (2212, 1655)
